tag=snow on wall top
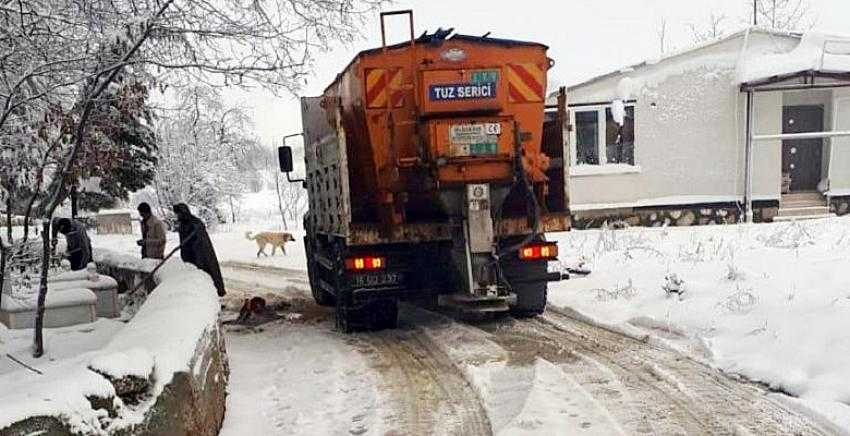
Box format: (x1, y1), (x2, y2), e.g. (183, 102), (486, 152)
(0, 288), (97, 312)
(739, 32), (850, 84)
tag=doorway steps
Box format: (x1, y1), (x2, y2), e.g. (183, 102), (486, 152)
(774, 192), (835, 222)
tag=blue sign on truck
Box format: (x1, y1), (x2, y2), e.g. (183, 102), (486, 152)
(429, 82), (497, 102)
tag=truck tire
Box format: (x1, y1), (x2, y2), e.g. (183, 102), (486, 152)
(308, 260), (336, 307)
(508, 260), (548, 318)
(305, 237), (335, 307)
(335, 302), (357, 333)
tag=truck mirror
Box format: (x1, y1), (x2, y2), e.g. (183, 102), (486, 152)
(278, 146), (294, 173)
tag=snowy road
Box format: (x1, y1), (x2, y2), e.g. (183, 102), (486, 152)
(218, 263), (838, 435)
(478, 311), (836, 435)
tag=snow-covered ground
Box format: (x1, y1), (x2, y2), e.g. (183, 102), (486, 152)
(219, 269), (387, 436)
(548, 217), (850, 427)
(0, 318), (124, 376)
(84, 214), (850, 432)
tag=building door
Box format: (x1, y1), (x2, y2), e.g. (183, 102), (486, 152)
(782, 105), (824, 192)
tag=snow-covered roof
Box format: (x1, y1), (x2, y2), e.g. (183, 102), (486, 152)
(738, 32), (850, 84)
(554, 28), (850, 101)
(559, 27), (800, 97)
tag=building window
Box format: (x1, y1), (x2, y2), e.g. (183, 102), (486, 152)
(605, 106), (634, 165)
(575, 111), (600, 165)
(571, 103), (636, 167)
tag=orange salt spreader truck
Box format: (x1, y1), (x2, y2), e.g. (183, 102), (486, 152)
(279, 11), (571, 331)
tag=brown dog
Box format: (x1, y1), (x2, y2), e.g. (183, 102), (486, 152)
(245, 231), (296, 257)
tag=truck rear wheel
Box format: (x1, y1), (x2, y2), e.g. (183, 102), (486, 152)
(306, 237), (335, 307)
(335, 302), (357, 333)
(308, 261), (336, 307)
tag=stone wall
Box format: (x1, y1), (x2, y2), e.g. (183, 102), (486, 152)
(572, 203), (779, 230)
(113, 328), (228, 436)
(830, 196), (850, 216)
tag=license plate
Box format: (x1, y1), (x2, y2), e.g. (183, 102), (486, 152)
(351, 272), (404, 288)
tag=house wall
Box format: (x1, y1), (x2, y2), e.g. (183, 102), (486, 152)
(567, 32), (799, 210)
(831, 88), (850, 193)
(749, 91), (783, 199)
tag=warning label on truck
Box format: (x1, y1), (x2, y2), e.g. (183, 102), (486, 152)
(449, 123), (500, 156)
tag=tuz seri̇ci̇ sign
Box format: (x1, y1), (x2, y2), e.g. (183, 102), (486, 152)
(429, 71), (499, 102)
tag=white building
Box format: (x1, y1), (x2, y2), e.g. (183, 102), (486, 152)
(560, 28), (850, 227)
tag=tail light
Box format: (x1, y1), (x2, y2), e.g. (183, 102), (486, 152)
(345, 256), (386, 271)
(519, 243), (558, 261)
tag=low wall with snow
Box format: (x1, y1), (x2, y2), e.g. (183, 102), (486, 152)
(92, 251), (159, 296)
(0, 251), (228, 436)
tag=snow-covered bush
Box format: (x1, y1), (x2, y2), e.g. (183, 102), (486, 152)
(759, 221), (816, 249)
(716, 286), (759, 314)
(596, 279), (638, 302)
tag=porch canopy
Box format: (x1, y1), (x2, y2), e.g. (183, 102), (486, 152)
(739, 32), (850, 221)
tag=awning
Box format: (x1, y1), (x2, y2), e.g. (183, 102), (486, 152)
(740, 69), (850, 92)
(739, 32), (850, 91)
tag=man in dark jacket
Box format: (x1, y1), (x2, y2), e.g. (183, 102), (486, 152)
(172, 203), (226, 296)
(55, 218), (93, 271)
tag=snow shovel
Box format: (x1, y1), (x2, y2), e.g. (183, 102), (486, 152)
(124, 228), (200, 303)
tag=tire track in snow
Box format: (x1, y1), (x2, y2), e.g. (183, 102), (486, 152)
(532, 308), (834, 435)
(357, 323), (492, 436)
(222, 266), (491, 436)
(478, 316), (710, 434)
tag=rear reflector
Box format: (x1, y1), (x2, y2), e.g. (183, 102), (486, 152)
(519, 243), (558, 261)
(345, 256), (386, 271)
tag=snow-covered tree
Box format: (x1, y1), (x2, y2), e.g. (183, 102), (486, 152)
(152, 87), (262, 226)
(73, 74), (158, 212)
(0, 0), (384, 357)
(688, 12), (728, 44)
(749, 0), (813, 31)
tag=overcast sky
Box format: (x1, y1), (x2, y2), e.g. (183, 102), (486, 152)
(231, 0), (850, 147)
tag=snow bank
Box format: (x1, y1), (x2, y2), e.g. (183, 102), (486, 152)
(739, 32), (850, 83)
(88, 347), (154, 380)
(0, 250), (223, 435)
(548, 217), (850, 426)
(0, 362), (117, 433)
(97, 259), (220, 399)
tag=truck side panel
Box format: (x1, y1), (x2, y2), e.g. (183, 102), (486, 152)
(301, 97), (351, 237)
